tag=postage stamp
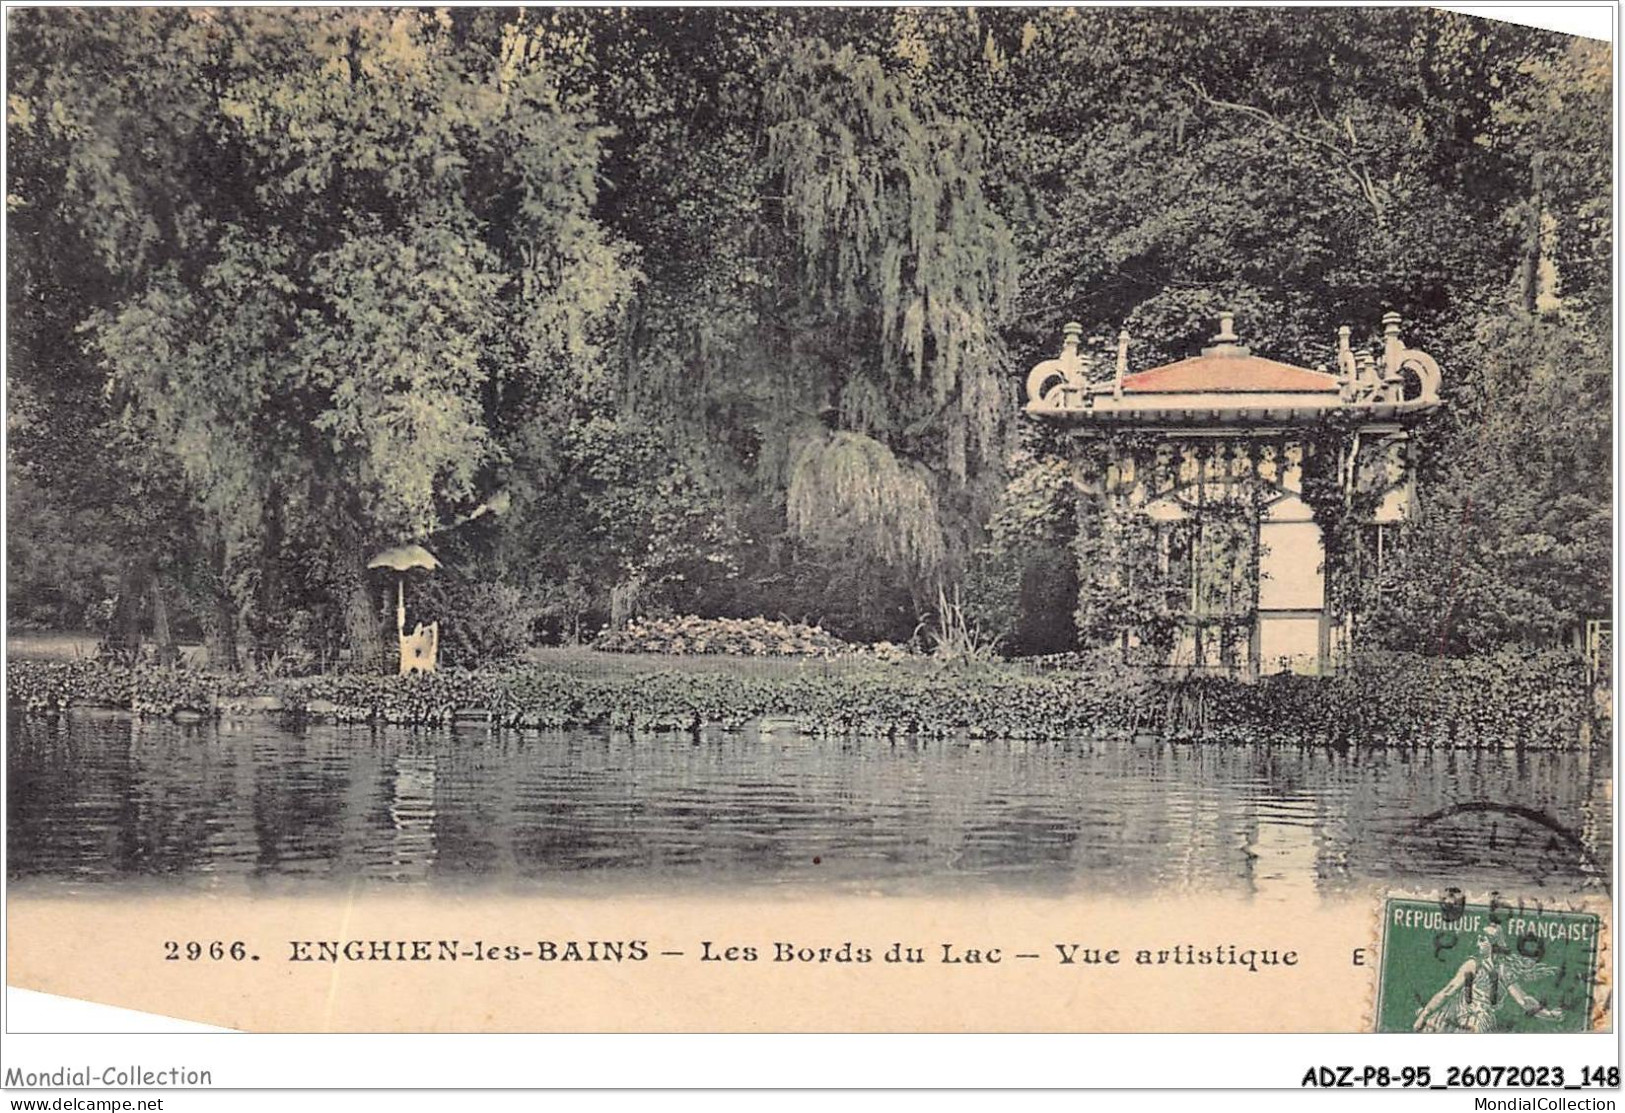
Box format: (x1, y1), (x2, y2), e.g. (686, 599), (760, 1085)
(1374, 894), (1605, 1033)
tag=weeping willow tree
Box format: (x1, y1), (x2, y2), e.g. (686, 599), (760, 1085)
(764, 34), (1019, 603)
(786, 431), (946, 579)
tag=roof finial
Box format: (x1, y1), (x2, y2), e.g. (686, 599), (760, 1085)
(1335, 325), (1356, 398)
(1382, 312), (1404, 378)
(1335, 325), (1357, 388)
(1200, 310), (1248, 358)
(1062, 321), (1083, 355)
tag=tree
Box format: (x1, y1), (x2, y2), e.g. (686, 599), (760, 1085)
(10, 9), (635, 666)
(6, 9), (207, 656)
(1365, 32), (1611, 654)
(7, 8), (1607, 660)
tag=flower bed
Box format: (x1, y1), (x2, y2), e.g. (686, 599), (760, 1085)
(593, 615), (858, 657)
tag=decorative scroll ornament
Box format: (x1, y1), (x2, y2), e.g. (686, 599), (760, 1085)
(1380, 311), (1442, 405)
(1025, 322), (1091, 409)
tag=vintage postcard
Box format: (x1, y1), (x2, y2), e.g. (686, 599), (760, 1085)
(2, 1), (1615, 1092)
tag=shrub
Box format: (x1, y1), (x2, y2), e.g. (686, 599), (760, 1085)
(920, 585), (1001, 664)
(5, 646), (1601, 748)
(422, 579), (539, 668)
(595, 615), (855, 657)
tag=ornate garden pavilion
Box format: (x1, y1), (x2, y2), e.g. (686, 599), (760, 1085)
(1025, 312), (1441, 675)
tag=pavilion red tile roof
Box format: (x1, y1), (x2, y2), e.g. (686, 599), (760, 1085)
(1121, 353), (1342, 395)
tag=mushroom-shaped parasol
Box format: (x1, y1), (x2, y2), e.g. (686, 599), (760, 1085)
(367, 544), (442, 637)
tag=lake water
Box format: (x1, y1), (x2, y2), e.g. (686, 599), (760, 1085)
(7, 712), (1612, 898)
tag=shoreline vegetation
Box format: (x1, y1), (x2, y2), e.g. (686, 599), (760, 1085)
(7, 640), (1603, 749)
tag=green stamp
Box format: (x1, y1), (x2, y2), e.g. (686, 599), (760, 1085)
(1375, 896), (1602, 1033)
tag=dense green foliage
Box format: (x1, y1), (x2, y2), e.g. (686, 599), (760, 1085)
(8, 648), (1596, 748)
(7, 9), (1610, 663)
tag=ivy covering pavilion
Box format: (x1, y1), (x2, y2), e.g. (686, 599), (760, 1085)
(1025, 312), (1442, 676)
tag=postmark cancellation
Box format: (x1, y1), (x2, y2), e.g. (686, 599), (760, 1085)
(1374, 893), (1610, 1033)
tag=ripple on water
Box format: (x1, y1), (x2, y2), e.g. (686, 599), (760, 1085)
(5, 712), (1612, 897)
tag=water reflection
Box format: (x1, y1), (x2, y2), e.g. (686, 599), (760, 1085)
(7, 712), (1612, 896)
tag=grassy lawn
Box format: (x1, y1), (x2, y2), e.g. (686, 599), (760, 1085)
(521, 644), (1021, 679)
(6, 631), (209, 666)
(7, 631), (102, 661)
(6, 631), (1017, 679)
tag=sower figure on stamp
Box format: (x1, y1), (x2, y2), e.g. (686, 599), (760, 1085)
(1413, 921), (1563, 1032)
